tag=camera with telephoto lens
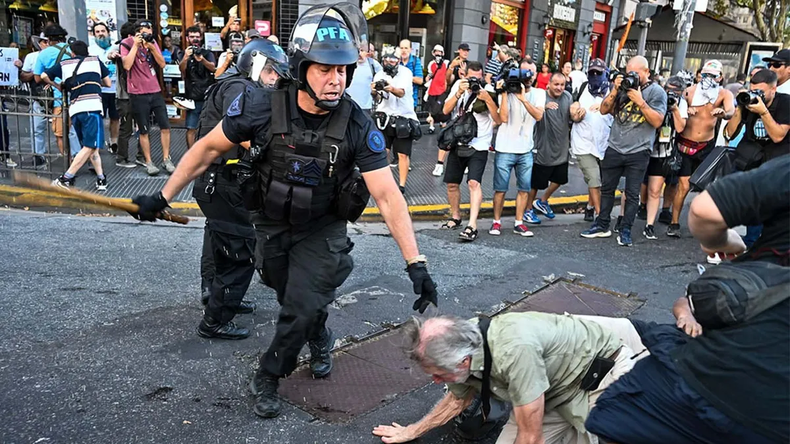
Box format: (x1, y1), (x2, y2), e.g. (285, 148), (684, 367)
(141, 32), (155, 43)
(467, 77), (483, 94)
(374, 79), (389, 92)
(621, 71), (641, 90)
(736, 89), (765, 107)
(666, 91), (680, 107)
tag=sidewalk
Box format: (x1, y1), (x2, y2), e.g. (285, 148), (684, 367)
(0, 115), (594, 220)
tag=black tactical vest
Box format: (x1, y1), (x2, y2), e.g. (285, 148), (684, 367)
(186, 54), (215, 101)
(256, 85), (353, 225)
(198, 76), (254, 163)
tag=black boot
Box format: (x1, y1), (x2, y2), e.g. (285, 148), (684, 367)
(308, 327), (334, 378)
(235, 300), (256, 314)
(251, 372), (281, 418)
(197, 315), (250, 340)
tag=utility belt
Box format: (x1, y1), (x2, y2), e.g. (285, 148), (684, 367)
(374, 112), (422, 141)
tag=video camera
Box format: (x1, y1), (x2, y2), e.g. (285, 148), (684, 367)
(374, 79), (389, 92)
(736, 89), (765, 107)
(467, 77), (483, 94)
(141, 32), (155, 43)
(504, 68), (534, 94)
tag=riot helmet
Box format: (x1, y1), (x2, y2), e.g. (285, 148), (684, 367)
(236, 38), (289, 87)
(287, 3), (369, 110)
(381, 53), (399, 77)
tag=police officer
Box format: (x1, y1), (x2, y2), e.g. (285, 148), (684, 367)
(194, 38), (290, 340)
(129, 4), (438, 419)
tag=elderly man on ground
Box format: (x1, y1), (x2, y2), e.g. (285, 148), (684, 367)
(373, 313), (646, 443)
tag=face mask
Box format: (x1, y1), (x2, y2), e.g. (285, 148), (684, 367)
(383, 63), (398, 77)
(96, 36), (112, 49)
(587, 73), (608, 97)
(700, 76), (718, 90)
(434, 55), (443, 64)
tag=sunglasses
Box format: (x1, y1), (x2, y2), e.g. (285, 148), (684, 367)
(769, 62), (786, 69)
(588, 71), (604, 76)
(700, 73), (718, 79)
(138, 21), (153, 28)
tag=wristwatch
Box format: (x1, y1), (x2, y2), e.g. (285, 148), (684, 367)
(406, 254), (428, 267)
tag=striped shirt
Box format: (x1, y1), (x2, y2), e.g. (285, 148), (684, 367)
(45, 56), (109, 116)
(485, 58), (502, 77)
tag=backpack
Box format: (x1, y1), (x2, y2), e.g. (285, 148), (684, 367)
(687, 261), (790, 330)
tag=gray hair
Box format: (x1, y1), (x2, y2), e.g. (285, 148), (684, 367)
(403, 316), (483, 372)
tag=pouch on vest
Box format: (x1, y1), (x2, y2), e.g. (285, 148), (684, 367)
(335, 168), (370, 222)
(284, 153), (327, 187)
(236, 160), (262, 211)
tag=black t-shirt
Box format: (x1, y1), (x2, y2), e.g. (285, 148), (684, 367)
(674, 299), (790, 442)
(221, 88), (389, 174)
(743, 92), (790, 161)
(707, 155), (790, 264)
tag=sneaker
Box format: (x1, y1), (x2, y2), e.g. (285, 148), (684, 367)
(431, 164), (444, 177)
(658, 209), (673, 225)
(5, 158), (17, 168)
(580, 224), (612, 239)
(523, 209), (541, 225)
(533, 199), (555, 219)
(52, 175), (73, 189)
(135, 156), (147, 167)
(145, 162), (160, 176)
(161, 157), (176, 174)
(489, 222), (502, 236)
(109, 143), (118, 155)
(637, 204), (647, 220)
(583, 207), (595, 222)
(617, 228), (633, 246)
(95, 177), (108, 191)
(32, 156), (47, 169)
(427, 126), (435, 134)
(706, 253), (723, 265)
(514, 224), (534, 237)
(614, 216), (624, 233)
(643, 224), (657, 240)
(115, 159), (136, 168)
(399, 185), (405, 194)
(667, 223), (681, 238)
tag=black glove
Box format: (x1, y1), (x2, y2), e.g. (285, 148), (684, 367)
(130, 192), (169, 222)
(407, 262), (438, 314)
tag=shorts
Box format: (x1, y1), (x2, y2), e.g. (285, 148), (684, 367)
(185, 100), (204, 130)
(71, 112), (105, 149)
(443, 148), (488, 184)
(101, 93), (119, 120)
(384, 133), (413, 156)
(531, 162), (569, 190)
(576, 154), (602, 188)
(51, 106), (66, 137)
(679, 144), (714, 177)
(426, 92), (450, 122)
(493, 152), (533, 192)
(645, 157), (680, 185)
(130, 93), (171, 134)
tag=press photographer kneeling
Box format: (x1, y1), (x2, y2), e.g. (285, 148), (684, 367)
(725, 68), (790, 172)
(372, 53), (420, 194)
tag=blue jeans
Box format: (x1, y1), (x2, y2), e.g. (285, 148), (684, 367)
(493, 152), (533, 192)
(30, 101), (47, 155)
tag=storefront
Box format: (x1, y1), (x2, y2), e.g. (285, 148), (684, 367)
(542, 0), (581, 70)
(488, 0), (528, 51)
(589, 2), (611, 60)
(3, 0), (57, 54)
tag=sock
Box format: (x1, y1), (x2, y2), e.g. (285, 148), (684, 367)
(437, 161), (444, 165)
(515, 220), (523, 227)
(64, 172), (75, 179)
(97, 174), (105, 180)
(110, 138), (117, 145)
(493, 219), (501, 225)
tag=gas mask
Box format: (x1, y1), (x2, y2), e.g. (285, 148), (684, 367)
(95, 35), (112, 50)
(382, 62), (398, 77)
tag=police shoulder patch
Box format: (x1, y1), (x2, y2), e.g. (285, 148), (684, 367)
(367, 129), (386, 153)
(227, 93), (244, 116)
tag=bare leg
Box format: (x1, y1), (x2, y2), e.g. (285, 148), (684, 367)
(160, 129), (171, 159)
(589, 187), (601, 215)
(493, 191), (506, 221)
(640, 183), (647, 207)
(541, 182), (561, 202)
(138, 133), (153, 163)
(56, 136), (65, 156)
(88, 150), (104, 176)
(427, 114), (434, 128)
(64, 147), (95, 176)
(663, 183), (677, 210)
(437, 149), (447, 163)
(109, 118), (119, 142)
(515, 190), (529, 222)
(672, 177), (691, 224)
(468, 180), (482, 229)
(447, 183), (462, 221)
(646, 176), (665, 225)
(398, 153), (409, 187)
(527, 189), (539, 210)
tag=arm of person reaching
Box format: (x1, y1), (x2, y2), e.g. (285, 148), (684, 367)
(443, 80), (464, 115)
(714, 89), (735, 119)
(672, 99), (688, 133)
(513, 394), (547, 444)
(363, 167), (418, 261)
(220, 17), (233, 39)
(673, 296), (703, 338)
(570, 101), (586, 123)
(688, 191), (747, 256)
(521, 88), (544, 121)
(372, 391), (473, 443)
(745, 97), (790, 144)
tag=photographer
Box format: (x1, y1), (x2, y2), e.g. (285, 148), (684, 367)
(371, 53), (418, 193)
(441, 61), (501, 242)
(179, 26), (216, 149)
(214, 36), (244, 79)
(581, 56), (667, 247)
(445, 43), (470, 90)
(489, 61), (545, 238)
(120, 20), (172, 176)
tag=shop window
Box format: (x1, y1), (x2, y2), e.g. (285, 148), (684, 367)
(489, 1), (523, 47)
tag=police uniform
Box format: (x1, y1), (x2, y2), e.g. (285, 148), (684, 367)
(193, 75), (258, 325)
(222, 82), (388, 377)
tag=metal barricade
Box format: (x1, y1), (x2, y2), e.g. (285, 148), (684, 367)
(0, 87), (72, 176)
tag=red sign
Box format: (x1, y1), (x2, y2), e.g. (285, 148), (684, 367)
(544, 29), (554, 38)
(255, 20), (271, 37)
(591, 34), (599, 42)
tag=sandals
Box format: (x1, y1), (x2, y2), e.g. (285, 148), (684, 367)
(459, 226), (478, 242)
(441, 218), (462, 230)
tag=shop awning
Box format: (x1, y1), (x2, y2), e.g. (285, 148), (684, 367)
(612, 6), (760, 44)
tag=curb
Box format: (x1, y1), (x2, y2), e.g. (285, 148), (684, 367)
(0, 184), (594, 222)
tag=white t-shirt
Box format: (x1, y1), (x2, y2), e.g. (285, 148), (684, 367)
(373, 66), (417, 121)
(495, 87), (546, 154)
(88, 42), (117, 94)
(569, 70), (588, 93)
(449, 79), (495, 151)
(570, 88), (614, 159)
(778, 80), (790, 95)
(218, 52), (230, 69)
(22, 51), (39, 73)
(651, 97), (689, 158)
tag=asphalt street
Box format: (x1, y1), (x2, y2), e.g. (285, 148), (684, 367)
(0, 207), (706, 444)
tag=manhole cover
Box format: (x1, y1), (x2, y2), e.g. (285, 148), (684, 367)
(279, 279), (644, 422)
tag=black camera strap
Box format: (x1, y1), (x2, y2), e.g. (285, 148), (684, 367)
(477, 316), (493, 421)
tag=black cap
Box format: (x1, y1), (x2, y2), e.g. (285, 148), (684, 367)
(44, 24), (68, 39)
(458, 43), (470, 51)
(763, 49), (790, 64)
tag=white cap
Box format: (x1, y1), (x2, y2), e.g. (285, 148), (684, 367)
(433, 44), (444, 53)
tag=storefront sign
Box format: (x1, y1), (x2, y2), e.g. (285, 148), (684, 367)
(166, 104), (178, 119)
(212, 17), (225, 28)
(255, 20), (271, 37)
(553, 4), (576, 23)
(0, 48), (19, 86)
(593, 11), (606, 22)
(163, 64), (182, 78)
(205, 33), (223, 51)
(544, 29), (554, 38)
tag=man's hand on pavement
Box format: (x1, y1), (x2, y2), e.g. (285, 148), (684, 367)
(407, 262), (438, 313)
(372, 422), (418, 443)
(130, 192), (169, 222)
